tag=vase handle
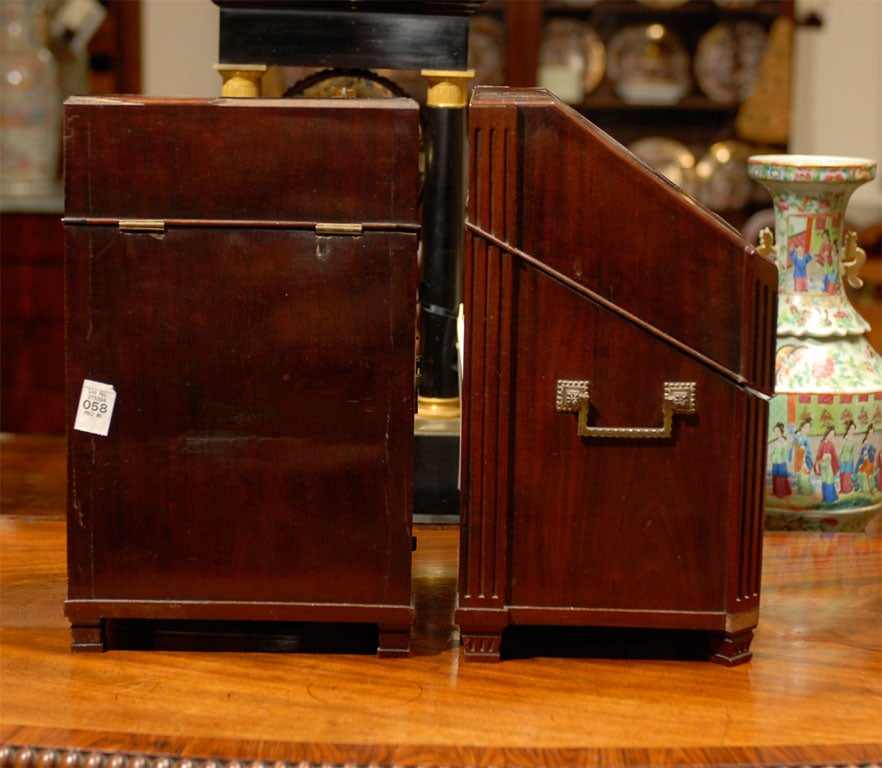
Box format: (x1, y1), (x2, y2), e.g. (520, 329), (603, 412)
(556, 380), (697, 439)
(756, 227), (776, 261)
(841, 229), (866, 289)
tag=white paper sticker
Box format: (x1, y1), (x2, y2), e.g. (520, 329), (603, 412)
(73, 379), (117, 436)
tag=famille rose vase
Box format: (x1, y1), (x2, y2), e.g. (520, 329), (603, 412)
(0, 0), (61, 197)
(748, 155), (882, 532)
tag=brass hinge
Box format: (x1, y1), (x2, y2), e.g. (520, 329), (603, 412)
(315, 222), (363, 236)
(118, 219), (166, 233)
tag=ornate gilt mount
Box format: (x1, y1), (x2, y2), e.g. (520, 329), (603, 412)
(756, 226), (775, 259)
(421, 69), (475, 108)
(213, 63), (267, 97)
(556, 380), (697, 439)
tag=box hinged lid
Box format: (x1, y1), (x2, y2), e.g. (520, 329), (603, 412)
(467, 87), (778, 395)
(64, 95), (421, 230)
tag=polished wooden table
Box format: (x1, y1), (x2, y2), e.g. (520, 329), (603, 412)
(1, 434), (880, 768)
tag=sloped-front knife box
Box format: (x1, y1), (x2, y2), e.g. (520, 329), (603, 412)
(63, 96), (419, 656)
(456, 88), (778, 665)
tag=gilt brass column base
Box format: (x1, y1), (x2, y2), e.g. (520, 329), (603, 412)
(417, 395), (461, 421)
(213, 64), (267, 97)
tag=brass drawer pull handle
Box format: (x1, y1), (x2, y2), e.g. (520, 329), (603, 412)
(556, 380), (697, 439)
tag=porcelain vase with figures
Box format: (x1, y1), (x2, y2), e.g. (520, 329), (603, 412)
(747, 154), (882, 532)
(0, 0), (61, 197)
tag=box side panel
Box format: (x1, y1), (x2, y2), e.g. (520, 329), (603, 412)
(65, 226), (415, 607)
(506, 262), (740, 615)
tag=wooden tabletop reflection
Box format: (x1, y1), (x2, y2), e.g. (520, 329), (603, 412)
(1, 434), (879, 768)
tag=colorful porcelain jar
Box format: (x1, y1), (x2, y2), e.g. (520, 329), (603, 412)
(0, 0), (61, 197)
(748, 154), (881, 532)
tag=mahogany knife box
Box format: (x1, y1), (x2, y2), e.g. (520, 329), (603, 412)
(455, 88), (778, 665)
(63, 96), (419, 656)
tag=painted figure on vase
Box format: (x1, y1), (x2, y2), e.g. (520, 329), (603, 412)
(876, 446), (882, 492)
(815, 425), (839, 503)
(856, 425), (877, 493)
(817, 230), (838, 294)
(791, 418), (814, 495)
(764, 395), (882, 513)
(839, 420), (858, 494)
(789, 243), (811, 292)
(769, 422), (792, 498)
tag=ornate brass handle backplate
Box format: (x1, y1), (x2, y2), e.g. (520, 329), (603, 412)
(556, 380), (697, 439)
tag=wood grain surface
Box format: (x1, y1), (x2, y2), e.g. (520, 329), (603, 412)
(1, 435), (880, 767)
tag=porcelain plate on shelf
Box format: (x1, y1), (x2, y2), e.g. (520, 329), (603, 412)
(538, 18), (590, 104)
(607, 24), (690, 105)
(628, 136), (697, 196)
(696, 140), (755, 210)
(695, 21), (768, 103)
(637, 0), (687, 8)
(469, 14), (505, 87)
(582, 26), (606, 96)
